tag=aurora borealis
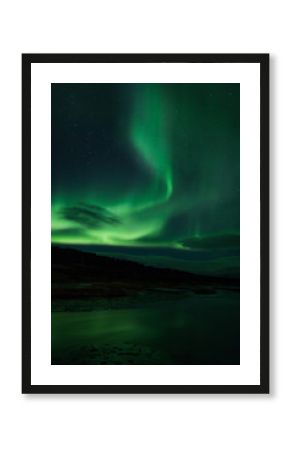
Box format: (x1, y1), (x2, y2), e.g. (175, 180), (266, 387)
(51, 83), (240, 277)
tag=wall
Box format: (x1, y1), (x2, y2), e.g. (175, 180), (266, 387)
(0, 1), (287, 449)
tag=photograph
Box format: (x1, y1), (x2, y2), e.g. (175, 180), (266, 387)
(51, 82), (240, 366)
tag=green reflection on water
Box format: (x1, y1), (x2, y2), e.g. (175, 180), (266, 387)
(52, 290), (239, 365)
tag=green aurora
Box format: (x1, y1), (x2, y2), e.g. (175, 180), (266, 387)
(52, 83), (240, 277)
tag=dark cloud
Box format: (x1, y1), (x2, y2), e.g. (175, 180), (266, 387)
(61, 203), (121, 229)
(181, 234), (240, 250)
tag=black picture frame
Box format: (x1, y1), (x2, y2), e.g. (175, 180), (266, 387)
(22, 53), (269, 394)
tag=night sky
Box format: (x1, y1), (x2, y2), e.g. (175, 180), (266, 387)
(52, 83), (240, 277)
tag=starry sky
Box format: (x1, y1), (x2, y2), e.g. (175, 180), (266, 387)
(51, 83), (240, 277)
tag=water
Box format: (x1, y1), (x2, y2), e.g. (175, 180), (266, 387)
(51, 289), (239, 365)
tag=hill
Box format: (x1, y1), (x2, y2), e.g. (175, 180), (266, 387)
(52, 245), (239, 287)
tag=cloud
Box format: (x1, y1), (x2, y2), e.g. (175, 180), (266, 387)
(61, 203), (121, 229)
(181, 234), (240, 250)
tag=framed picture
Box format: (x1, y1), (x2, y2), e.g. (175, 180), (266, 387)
(22, 53), (269, 394)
